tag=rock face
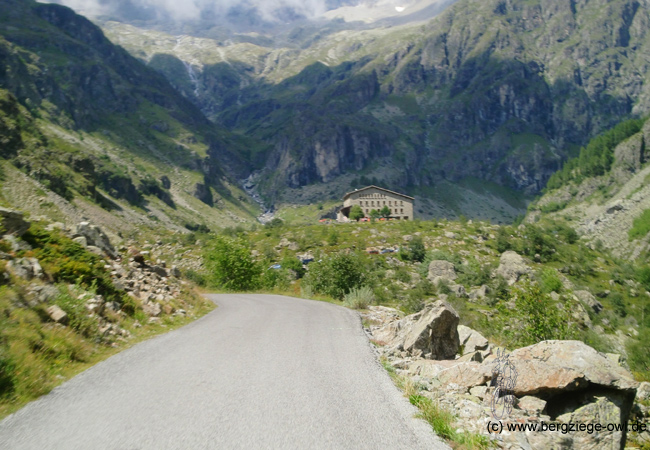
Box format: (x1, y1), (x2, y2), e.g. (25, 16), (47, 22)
(458, 325), (489, 355)
(574, 290), (604, 314)
(495, 251), (530, 285)
(426, 260), (457, 284)
(0, 208), (30, 236)
(74, 222), (117, 259)
(402, 301), (460, 359)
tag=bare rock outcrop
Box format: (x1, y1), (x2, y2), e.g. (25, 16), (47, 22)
(74, 222), (117, 259)
(426, 260), (457, 284)
(0, 207), (30, 236)
(495, 251), (530, 285)
(574, 289), (604, 314)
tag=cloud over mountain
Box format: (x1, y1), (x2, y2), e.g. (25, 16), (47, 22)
(40, 0), (344, 22)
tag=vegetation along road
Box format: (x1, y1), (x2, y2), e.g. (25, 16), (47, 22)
(0, 294), (448, 449)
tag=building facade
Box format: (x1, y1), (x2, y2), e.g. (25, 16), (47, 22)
(337, 186), (415, 222)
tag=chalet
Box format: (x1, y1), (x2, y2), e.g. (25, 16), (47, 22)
(337, 186), (414, 222)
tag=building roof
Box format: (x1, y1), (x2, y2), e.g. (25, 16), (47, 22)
(343, 185), (415, 201)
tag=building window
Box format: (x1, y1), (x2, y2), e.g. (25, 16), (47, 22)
(401, 209), (403, 214)
(400, 201), (403, 206)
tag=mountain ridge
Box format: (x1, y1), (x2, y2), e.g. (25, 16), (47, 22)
(94, 0), (650, 221)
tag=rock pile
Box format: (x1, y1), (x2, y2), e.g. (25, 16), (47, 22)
(2, 213), (191, 335)
(364, 304), (644, 450)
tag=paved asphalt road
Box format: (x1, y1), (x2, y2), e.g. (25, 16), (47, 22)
(0, 294), (449, 449)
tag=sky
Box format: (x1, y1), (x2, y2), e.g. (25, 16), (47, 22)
(42, 0), (334, 22)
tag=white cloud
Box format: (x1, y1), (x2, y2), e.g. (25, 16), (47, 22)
(41, 0), (331, 22)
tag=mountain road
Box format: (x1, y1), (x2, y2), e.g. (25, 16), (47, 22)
(0, 294), (449, 449)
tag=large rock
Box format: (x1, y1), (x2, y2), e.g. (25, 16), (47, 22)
(0, 208), (30, 236)
(495, 251), (530, 285)
(458, 325), (489, 355)
(574, 290), (603, 314)
(46, 305), (68, 324)
(438, 361), (492, 389)
(402, 300), (460, 359)
(427, 260), (457, 284)
(7, 258), (44, 281)
(74, 222), (117, 259)
(492, 340), (639, 396)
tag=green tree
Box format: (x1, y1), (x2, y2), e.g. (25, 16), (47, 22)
(349, 205), (364, 221)
(400, 236), (426, 262)
(380, 205), (391, 218)
(370, 209), (381, 221)
(502, 281), (575, 347)
(302, 252), (367, 299)
(204, 236), (261, 291)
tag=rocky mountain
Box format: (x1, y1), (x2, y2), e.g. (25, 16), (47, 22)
(529, 115), (650, 259)
(0, 0), (260, 236)
(94, 0), (650, 221)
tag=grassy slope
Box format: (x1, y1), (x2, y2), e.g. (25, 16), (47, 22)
(197, 217), (649, 381)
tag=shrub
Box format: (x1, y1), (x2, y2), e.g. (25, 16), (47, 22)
(204, 236), (261, 291)
(517, 224), (557, 262)
(627, 327), (650, 381)
(456, 260), (491, 287)
(495, 227), (511, 253)
(400, 236), (426, 263)
(344, 286), (374, 309)
(609, 292), (627, 317)
(629, 209), (650, 241)
(184, 269), (208, 287)
(0, 350), (14, 398)
(501, 281), (576, 347)
(539, 268), (563, 294)
(302, 252), (366, 299)
(281, 256), (305, 278)
(265, 218), (284, 229)
(54, 288), (98, 338)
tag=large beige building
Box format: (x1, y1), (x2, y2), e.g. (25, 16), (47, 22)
(337, 186), (414, 222)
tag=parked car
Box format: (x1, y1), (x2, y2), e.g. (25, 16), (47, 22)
(380, 248), (394, 254)
(269, 264), (282, 270)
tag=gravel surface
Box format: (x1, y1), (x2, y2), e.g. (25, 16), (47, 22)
(0, 294), (449, 449)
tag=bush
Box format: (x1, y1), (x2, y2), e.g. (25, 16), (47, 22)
(627, 328), (650, 381)
(400, 236), (426, 263)
(204, 236), (261, 291)
(0, 350), (14, 398)
(517, 224), (557, 262)
(185, 269), (208, 287)
(495, 227), (511, 253)
(629, 209), (650, 241)
(343, 286), (374, 309)
(281, 256), (305, 278)
(609, 292), (627, 318)
(265, 218), (284, 229)
(539, 268), (563, 294)
(501, 281), (576, 347)
(456, 260), (491, 287)
(302, 252), (366, 299)
(54, 288), (98, 338)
